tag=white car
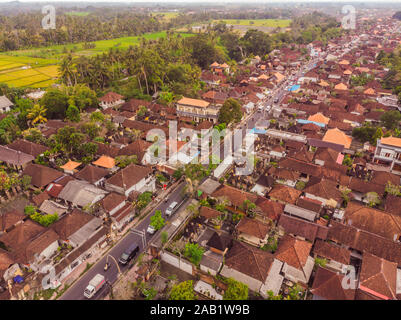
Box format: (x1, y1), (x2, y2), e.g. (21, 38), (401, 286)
(147, 225), (156, 234)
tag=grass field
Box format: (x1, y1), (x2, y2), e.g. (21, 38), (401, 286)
(152, 11), (180, 21)
(213, 19), (292, 28)
(66, 11), (90, 17)
(0, 31), (192, 88)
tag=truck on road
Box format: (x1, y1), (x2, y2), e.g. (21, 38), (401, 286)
(84, 274), (105, 299)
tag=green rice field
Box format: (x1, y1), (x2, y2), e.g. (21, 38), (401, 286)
(0, 31), (192, 88)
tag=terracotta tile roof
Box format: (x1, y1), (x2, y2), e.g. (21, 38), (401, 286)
(267, 166), (300, 182)
(0, 248), (14, 277)
(370, 171), (400, 187)
(99, 91), (123, 103)
(92, 155), (115, 169)
(22, 164), (63, 188)
(211, 185), (258, 208)
(380, 136), (401, 148)
(236, 217), (269, 239)
(60, 160), (81, 171)
(313, 239), (351, 265)
(348, 177), (385, 195)
(102, 192), (126, 213)
(0, 146), (34, 166)
(288, 148), (314, 163)
(323, 128), (352, 149)
(255, 197), (284, 221)
(0, 211), (25, 232)
(304, 178), (342, 203)
(199, 206), (222, 220)
(268, 185), (301, 205)
(7, 139), (48, 158)
(32, 192), (50, 207)
(206, 232), (232, 251)
(74, 164), (109, 184)
(22, 228), (59, 264)
(105, 163), (152, 190)
(296, 197), (322, 213)
(0, 220), (49, 263)
(177, 97), (210, 108)
(311, 266), (355, 300)
(359, 252), (397, 300)
(224, 241), (274, 282)
(278, 214), (328, 242)
(278, 158), (322, 177)
(118, 139), (152, 160)
(51, 209), (94, 240)
(313, 147), (340, 164)
(327, 220), (401, 267)
(95, 142), (120, 158)
(275, 234), (312, 269)
(120, 98), (150, 112)
(384, 195), (401, 217)
(307, 112), (330, 125)
(344, 202), (401, 241)
(334, 83), (348, 91)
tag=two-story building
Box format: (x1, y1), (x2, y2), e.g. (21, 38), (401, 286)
(176, 97), (220, 123)
(374, 136), (401, 175)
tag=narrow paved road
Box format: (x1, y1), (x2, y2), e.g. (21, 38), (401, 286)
(60, 182), (186, 300)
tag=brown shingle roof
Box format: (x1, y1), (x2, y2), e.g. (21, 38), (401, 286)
(211, 185), (258, 208)
(313, 239), (351, 265)
(52, 209), (94, 240)
(255, 197), (284, 221)
(199, 206), (222, 220)
(0, 211), (25, 232)
(105, 164), (152, 190)
(304, 178), (342, 203)
(22, 164), (63, 188)
(7, 139), (48, 158)
(224, 241), (274, 282)
(74, 164), (109, 184)
(99, 92), (123, 103)
(236, 217), (269, 239)
(102, 192), (126, 213)
(268, 185), (301, 205)
(344, 202), (401, 241)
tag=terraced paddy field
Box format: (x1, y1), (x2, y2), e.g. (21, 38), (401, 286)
(0, 31), (192, 88)
(0, 55), (59, 88)
(180, 19), (292, 35)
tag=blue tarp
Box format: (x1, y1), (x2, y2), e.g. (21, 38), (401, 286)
(288, 84), (301, 92)
(13, 275), (23, 284)
(296, 119), (326, 128)
(250, 128), (267, 134)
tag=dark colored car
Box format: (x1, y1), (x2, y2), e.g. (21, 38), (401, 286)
(118, 243), (139, 265)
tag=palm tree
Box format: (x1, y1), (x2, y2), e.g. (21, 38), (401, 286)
(27, 104), (47, 126)
(59, 54), (77, 86)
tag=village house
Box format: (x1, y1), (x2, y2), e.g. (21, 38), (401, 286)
(275, 234), (314, 284)
(105, 163), (155, 196)
(99, 92), (124, 109)
(176, 97), (220, 124)
(373, 136), (401, 175)
(0, 96), (13, 113)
